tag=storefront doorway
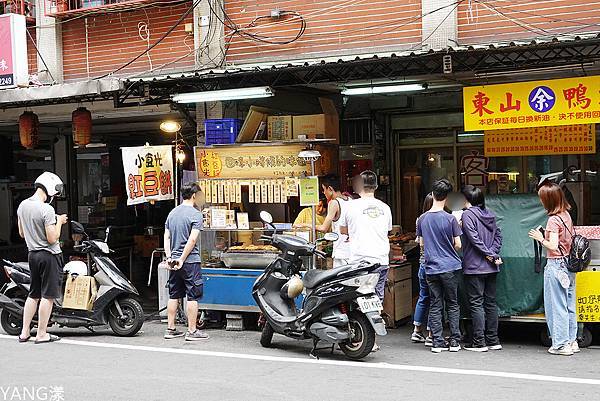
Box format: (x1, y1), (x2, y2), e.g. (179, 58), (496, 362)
(395, 129), (600, 232)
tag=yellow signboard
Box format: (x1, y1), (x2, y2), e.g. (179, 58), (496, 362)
(576, 271), (600, 323)
(299, 176), (319, 206)
(463, 76), (600, 131)
(484, 124), (595, 157)
(195, 144), (335, 179)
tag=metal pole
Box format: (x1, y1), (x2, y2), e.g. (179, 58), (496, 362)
(310, 158), (317, 269)
(174, 131), (179, 207)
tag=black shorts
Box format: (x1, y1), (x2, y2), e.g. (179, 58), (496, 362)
(28, 251), (64, 300)
(168, 262), (203, 302)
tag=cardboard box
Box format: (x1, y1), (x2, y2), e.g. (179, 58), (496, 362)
(63, 275), (97, 311)
(237, 106), (273, 143)
(292, 98), (339, 142)
(268, 116), (293, 140)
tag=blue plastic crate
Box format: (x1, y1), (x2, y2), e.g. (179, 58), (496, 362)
(205, 118), (243, 145)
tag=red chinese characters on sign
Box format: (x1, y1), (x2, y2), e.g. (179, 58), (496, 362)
(563, 84), (591, 110)
(461, 150), (489, 187)
(122, 145), (174, 205)
(470, 91), (493, 117)
(499, 92), (521, 112)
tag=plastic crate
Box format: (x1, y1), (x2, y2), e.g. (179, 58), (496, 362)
(204, 118), (243, 145)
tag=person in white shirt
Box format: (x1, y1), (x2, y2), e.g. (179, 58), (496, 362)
(340, 171), (393, 300)
(315, 174), (352, 268)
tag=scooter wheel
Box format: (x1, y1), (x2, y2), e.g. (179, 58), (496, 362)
(108, 297), (144, 337)
(260, 323), (274, 348)
(0, 309), (23, 336)
(339, 311), (376, 360)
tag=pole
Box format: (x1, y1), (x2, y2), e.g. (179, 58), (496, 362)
(310, 158), (317, 269)
(174, 131), (179, 207)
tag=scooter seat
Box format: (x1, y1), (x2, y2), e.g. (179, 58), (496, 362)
(302, 265), (349, 289)
(13, 262), (30, 273)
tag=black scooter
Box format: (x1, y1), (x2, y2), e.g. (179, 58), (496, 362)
(0, 221), (144, 337)
(252, 212), (386, 360)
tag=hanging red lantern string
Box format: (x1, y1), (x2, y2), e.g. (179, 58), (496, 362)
(72, 107), (92, 147)
(19, 111), (39, 149)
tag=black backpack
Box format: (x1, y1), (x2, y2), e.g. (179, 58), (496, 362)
(557, 216), (591, 273)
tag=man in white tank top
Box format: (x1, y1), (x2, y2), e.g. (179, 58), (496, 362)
(316, 174), (352, 268)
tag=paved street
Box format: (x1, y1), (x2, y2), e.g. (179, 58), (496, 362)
(1, 321), (598, 401)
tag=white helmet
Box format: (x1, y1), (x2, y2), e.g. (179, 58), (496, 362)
(35, 172), (65, 198)
(63, 261), (87, 276)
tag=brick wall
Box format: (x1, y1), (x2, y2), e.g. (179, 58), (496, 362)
(458, 0), (600, 45)
(61, 2), (195, 81)
(27, 27), (37, 74)
(224, 0), (422, 63)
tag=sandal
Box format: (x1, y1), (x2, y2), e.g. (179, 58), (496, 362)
(34, 334), (61, 344)
(18, 335), (31, 343)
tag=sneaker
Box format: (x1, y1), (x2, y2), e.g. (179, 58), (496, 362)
(449, 339), (461, 352)
(488, 344), (503, 351)
(185, 330), (210, 341)
(372, 343), (381, 352)
(465, 344), (489, 352)
(571, 341), (580, 353)
(431, 341), (449, 353)
(411, 331), (426, 343)
(548, 344), (574, 356)
(164, 328), (185, 339)
(424, 336), (433, 347)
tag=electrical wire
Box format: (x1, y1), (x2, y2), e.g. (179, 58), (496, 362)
(409, 0), (464, 51)
(25, 27), (56, 82)
(94, 0), (201, 79)
(474, 0), (600, 33)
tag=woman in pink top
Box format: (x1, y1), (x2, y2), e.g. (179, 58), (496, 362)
(529, 182), (578, 356)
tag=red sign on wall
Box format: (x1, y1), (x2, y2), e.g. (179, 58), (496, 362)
(0, 14), (28, 88)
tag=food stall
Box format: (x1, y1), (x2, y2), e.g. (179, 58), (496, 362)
(193, 142), (337, 329)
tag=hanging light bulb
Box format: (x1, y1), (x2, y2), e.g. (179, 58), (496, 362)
(176, 147), (186, 163)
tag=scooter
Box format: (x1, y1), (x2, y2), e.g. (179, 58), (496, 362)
(0, 221), (144, 337)
(252, 211), (386, 360)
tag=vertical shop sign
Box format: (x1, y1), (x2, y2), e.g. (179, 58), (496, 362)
(122, 145), (174, 205)
(0, 14), (28, 88)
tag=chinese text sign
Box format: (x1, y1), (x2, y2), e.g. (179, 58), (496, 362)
(464, 76), (600, 131)
(576, 271), (600, 323)
(484, 124), (595, 157)
(122, 145), (174, 205)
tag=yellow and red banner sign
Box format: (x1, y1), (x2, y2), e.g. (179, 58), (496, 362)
(464, 76), (600, 131)
(484, 124), (595, 157)
(576, 271), (600, 323)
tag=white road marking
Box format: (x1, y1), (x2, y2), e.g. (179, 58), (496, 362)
(1, 334), (598, 385)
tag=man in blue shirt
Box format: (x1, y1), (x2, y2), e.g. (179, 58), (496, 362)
(163, 182), (208, 341)
(416, 179), (462, 353)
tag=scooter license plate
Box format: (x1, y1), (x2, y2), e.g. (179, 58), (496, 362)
(357, 296), (383, 313)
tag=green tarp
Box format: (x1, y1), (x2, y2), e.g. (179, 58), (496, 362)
(487, 194), (548, 317)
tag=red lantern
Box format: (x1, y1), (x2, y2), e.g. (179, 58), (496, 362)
(19, 111), (39, 149)
(72, 107), (92, 147)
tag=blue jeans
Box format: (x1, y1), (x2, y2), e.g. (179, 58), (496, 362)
(375, 265), (389, 301)
(413, 265), (430, 328)
(544, 258), (577, 349)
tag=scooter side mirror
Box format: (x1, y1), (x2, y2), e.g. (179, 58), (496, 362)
(260, 211), (273, 224)
(71, 221), (86, 235)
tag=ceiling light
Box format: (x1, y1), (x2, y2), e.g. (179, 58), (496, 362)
(172, 87), (274, 103)
(160, 120), (181, 133)
(341, 83), (426, 96)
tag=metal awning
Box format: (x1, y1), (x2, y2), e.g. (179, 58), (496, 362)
(0, 79), (122, 108)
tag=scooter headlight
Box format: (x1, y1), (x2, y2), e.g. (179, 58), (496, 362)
(341, 273), (379, 295)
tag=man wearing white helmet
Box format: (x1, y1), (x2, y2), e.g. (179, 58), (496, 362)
(16, 172), (67, 344)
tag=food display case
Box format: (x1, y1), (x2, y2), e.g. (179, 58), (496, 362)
(194, 142), (338, 315)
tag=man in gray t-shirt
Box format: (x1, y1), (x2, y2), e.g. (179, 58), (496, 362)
(163, 182), (208, 341)
(16, 171), (67, 344)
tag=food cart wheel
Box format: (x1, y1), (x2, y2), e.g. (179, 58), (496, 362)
(578, 326), (593, 348)
(540, 328), (552, 347)
(260, 323), (274, 348)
